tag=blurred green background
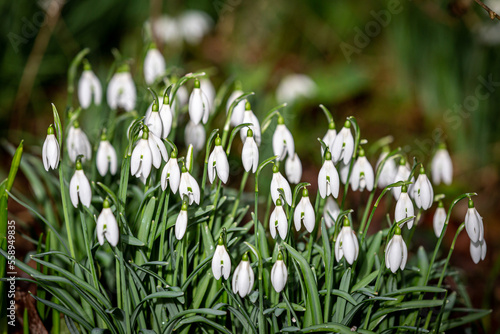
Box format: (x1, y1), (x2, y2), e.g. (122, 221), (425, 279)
(1, 0), (499, 331)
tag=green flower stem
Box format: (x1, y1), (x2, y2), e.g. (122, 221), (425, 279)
(358, 149), (402, 234)
(173, 239), (183, 287)
(340, 116), (361, 211)
(423, 222), (465, 329)
(409, 192), (476, 328)
(208, 179), (223, 231)
(157, 190), (171, 277)
(79, 210), (99, 290)
(59, 167), (76, 259)
(230, 171), (249, 219)
(305, 190), (323, 263)
(405, 208), (422, 247)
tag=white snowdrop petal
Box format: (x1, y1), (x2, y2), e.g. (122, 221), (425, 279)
(77, 172), (92, 208)
(401, 237), (408, 270)
(342, 228), (357, 265)
(189, 89), (204, 124)
(303, 199), (315, 233)
(216, 148), (229, 183)
(232, 263), (241, 294)
(175, 210), (187, 240)
(69, 173), (79, 207)
(433, 207), (446, 238)
(222, 250), (231, 280)
(470, 241), (481, 264)
(277, 208), (288, 239)
(212, 248), (222, 280)
(269, 210), (277, 239)
(208, 151), (216, 184)
(104, 212), (119, 247)
(388, 238), (402, 273)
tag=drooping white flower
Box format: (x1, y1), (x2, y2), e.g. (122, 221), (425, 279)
(130, 131), (152, 181)
(178, 10), (212, 45)
(239, 102), (261, 145)
(179, 166), (200, 205)
(143, 45), (165, 85)
(331, 120), (354, 165)
(200, 78), (215, 112)
(294, 188), (315, 232)
(152, 15), (182, 45)
(412, 167), (434, 210)
(96, 199), (119, 247)
(464, 199), (484, 243)
(212, 236), (231, 280)
(391, 158), (412, 201)
(271, 252), (288, 293)
(376, 148), (397, 189)
(188, 78), (210, 124)
(269, 199), (288, 239)
(185, 120), (206, 153)
(69, 160), (92, 208)
(78, 62), (102, 109)
(227, 89), (246, 127)
(208, 137), (230, 184)
(145, 101), (164, 138)
(395, 185), (415, 229)
(232, 253), (254, 298)
(385, 226), (408, 273)
(285, 153), (302, 184)
(470, 239), (487, 264)
(241, 129), (259, 173)
(431, 143), (453, 185)
(96, 134), (117, 176)
(42, 125), (60, 171)
(339, 161), (349, 185)
(157, 96), (173, 138)
(270, 165), (292, 205)
(350, 147), (374, 192)
(318, 151), (340, 199)
(433, 202), (446, 238)
(175, 201), (188, 240)
(324, 196), (340, 229)
(276, 74), (316, 105)
(272, 116), (295, 161)
(321, 122), (336, 155)
(67, 121), (92, 163)
(161, 152), (180, 193)
(335, 219), (359, 265)
(107, 64), (136, 112)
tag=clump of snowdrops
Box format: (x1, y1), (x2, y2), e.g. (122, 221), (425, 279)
(1, 47), (491, 333)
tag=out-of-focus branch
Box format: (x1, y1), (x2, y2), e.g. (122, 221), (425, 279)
(474, 0), (500, 20)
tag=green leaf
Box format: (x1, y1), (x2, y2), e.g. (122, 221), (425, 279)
(334, 268), (351, 322)
(438, 309), (491, 331)
(383, 286), (446, 296)
(351, 270), (379, 292)
(299, 322), (356, 333)
(121, 234), (145, 246)
(319, 289), (357, 306)
(131, 291), (184, 327)
(283, 242), (323, 325)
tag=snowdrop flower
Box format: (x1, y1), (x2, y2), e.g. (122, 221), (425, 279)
(178, 10), (212, 45)
(464, 199), (484, 243)
(276, 74), (316, 105)
(212, 235), (231, 280)
(331, 120), (354, 165)
(385, 225), (408, 273)
(147, 128), (168, 169)
(270, 199), (288, 239)
(412, 167), (434, 210)
(143, 44), (165, 85)
(232, 253), (254, 298)
(185, 120), (206, 153)
(285, 153), (302, 184)
(318, 151), (340, 199)
(339, 161), (349, 185)
(470, 239), (487, 264)
(239, 102), (261, 145)
(324, 196), (340, 229)
(208, 136), (230, 184)
(350, 147), (374, 192)
(179, 165), (200, 205)
(227, 88), (246, 126)
(433, 201), (446, 238)
(271, 252), (288, 293)
(188, 78), (210, 124)
(145, 100), (166, 138)
(157, 95), (173, 138)
(395, 185), (415, 229)
(42, 125), (60, 171)
(69, 160), (92, 208)
(96, 132), (117, 176)
(270, 165), (292, 205)
(241, 129), (259, 173)
(321, 122), (336, 155)
(272, 116), (294, 161)
(161, 151), (180, 193)
(200, 78), (215, 111)
(294, 188), (315, 232)
(376, 147), (397, 189)
(78, 61), (102, 109)
(186, 144), (194, 173)
(431, 143), (453, 185)
(335, 219), (359, 265)
(152, 15), (182, 45)
(131, 129), (152, 181)
(107, 64), (136, 112)
(391, 157), (412, 201)
(175, 201), (188, 240)
(96, 198), (119, 247)
(67, 121), (92, 163)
